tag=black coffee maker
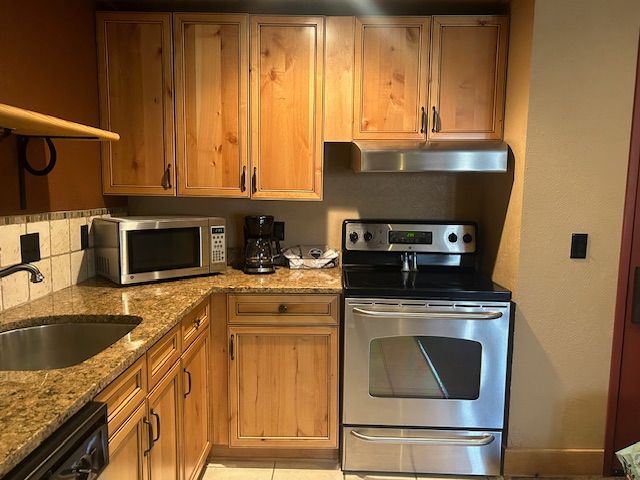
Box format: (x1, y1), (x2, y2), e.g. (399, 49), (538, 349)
(243, 215), (276, 274)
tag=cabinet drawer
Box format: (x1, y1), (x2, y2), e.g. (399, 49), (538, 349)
(182, 299), (210, 350)
(228, 295), (339, 325)
(147, 326), (181, 390)
(96, 356), (147, 439)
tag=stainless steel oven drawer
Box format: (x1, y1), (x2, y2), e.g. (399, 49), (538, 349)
(342, 426), (502, 476)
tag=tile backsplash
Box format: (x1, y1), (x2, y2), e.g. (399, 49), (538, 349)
(0, 207), (126, 312)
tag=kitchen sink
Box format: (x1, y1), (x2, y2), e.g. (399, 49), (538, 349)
(0, 315), (142, 371)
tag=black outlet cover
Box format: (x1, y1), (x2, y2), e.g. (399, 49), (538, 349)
(20, 233), (41, 263)
(570, 233), (588, 259)
(274, 221), (285, 241)
(80, 224), (89, 250)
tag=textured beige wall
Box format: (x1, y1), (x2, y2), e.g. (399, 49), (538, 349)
(508, 0), (640, 454)
(487, 0), (534, 294)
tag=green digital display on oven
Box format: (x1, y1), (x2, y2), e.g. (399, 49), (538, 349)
(389, 230), (432, 244)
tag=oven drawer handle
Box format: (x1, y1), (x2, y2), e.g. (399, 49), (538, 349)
(350, 430), (495, 446)
(352, 307), (502, 320)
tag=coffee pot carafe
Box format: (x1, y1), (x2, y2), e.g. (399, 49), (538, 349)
(243, 215), (275, 274)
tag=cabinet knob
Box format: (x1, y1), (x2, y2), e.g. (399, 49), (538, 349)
(278, 304), (288, 314)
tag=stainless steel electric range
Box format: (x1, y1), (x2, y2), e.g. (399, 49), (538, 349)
(341, 220), (513, 476)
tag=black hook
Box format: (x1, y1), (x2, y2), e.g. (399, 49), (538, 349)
(17, 136), (58, 209)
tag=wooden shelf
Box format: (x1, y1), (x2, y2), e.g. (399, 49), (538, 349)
(0, 102), (119, 141)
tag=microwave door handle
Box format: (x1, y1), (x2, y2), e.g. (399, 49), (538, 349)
(352, 307), (502, 320)
(350, 430), (495, 446)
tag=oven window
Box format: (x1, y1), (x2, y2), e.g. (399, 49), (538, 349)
(126, 228), (201, 274)
(369, 336), (481, 400)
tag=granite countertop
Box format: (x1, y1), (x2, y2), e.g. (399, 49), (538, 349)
(0, 267), (342, 478)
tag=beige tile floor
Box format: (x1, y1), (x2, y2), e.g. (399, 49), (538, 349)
(201, 461), (618, 480)
(201, 460), (503, 480)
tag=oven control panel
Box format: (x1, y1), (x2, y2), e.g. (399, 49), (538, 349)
(344, 221), (476, 253)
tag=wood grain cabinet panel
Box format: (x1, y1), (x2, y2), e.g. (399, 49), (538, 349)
(147, 326), (181, 391)
(429, 15), (509, 140)
(181, 298), (210, 351)
(99, 402), (148, 480)
(96, 12), (175, 195)
(228, 294), (339, 325)
(174, 14), (249, 198)
(353, 17), (431, 140)
(147, 362), (182, 480)
(181, 331), (211, 480)
(96, 356), (147, 439)
(228, 325), (338, 448)
(250, 16), (324, 200)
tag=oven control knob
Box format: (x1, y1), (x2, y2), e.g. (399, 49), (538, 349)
(364, 232), (373, 242)
(463, 233), (473, 244)
(349, 232), (359, 243)
(448, 233), (458, 243)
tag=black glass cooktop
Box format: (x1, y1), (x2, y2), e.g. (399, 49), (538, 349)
(343, 267), (512, 302)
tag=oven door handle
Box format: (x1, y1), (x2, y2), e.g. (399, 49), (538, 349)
(350, 430), (495, 446)
(352, 307), (503, 320)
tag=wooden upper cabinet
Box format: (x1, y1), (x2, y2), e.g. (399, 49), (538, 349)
(96, 12), (176, 195)
(429, 15), (509, 140)
(228, 325), (338, 448)
(174, 14), (249, 197)
(354, 17), (431, 140)
(250, 16), (324, 200)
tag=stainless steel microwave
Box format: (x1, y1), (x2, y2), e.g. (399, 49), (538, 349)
(93, 216), (226, 285)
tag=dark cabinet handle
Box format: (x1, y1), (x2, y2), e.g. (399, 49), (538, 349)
(230, 334), (235, 360)
(278, 304), (288, 313)
(241, 166), (246, 192)
(431, 106), (439, 133)
(420, 106), (426, 134)
(184, 368), (192, 398)
(150, 410), (161, 443)
(251, 167), (257, 193)
(194, 317), (202, 329)
(143, 418), (153, 456)
(164, 164), (172, 189)
(632, 267), (640, 324)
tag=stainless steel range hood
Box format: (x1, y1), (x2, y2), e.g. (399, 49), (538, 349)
(351, 141), (508, 173)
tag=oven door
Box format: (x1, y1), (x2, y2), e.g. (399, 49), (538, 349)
(119, 219), (210, 284)
(343, 298), (511, 429)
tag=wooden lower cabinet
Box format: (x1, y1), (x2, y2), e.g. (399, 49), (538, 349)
(147, 362), (182, 480)
(100, 403), (149, 480)
(181, 330), (211, 480)
(228, 325), (338, 448)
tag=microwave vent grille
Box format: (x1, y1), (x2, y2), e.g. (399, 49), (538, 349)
(96, 255), (110, 275)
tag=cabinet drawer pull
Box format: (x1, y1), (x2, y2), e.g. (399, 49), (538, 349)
(164, 164), (172, 189)
(194, 317), (202, 329)
(230, 334), (235, 360)
(278, 304), (288, 313)
(150, 410), (161, 443)
(143, 418), (153, 456)
(240, 166), (246, 192)
(431, 106), (439, 133)
(251, 167), (257, 193)
(184, 368), (192, 398)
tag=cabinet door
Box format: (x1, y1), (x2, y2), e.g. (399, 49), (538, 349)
(174, 14), (249, 198)
(429, 16), (509, 140)
(250, 16), (324, 200)
(96, 13), (175, 195)
(99, 402), (149, 480)
(147, 362), (182, 480)
(181, 331), (211, 480)
(228, 325), (338, 448)
(353, 17), (431, 140)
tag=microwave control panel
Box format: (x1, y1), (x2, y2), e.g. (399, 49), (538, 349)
(211, 226), (226, 264)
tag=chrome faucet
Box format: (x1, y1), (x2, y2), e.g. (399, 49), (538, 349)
(0, 263), (44, 283)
